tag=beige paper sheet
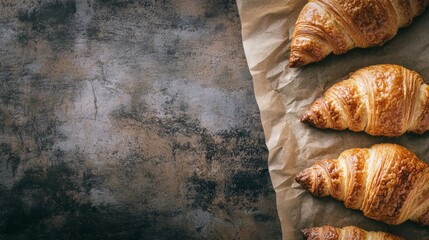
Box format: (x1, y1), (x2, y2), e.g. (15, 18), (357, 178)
(236, 0), (429, 239)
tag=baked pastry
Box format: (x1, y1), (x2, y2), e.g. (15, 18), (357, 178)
(300, 64), (429, 137)
(302, 226), (403, 240)
(289, 0), (429, 67)
(295, 143), (429, 225)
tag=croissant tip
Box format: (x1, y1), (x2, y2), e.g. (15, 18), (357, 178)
(300, 113), (308, 122)
(301, 228), (310, 237)
(289, 52), (306, 68)
(300, 112), (314, 126)
(289, 60), (298, 68)
(295, 170), (312, 191)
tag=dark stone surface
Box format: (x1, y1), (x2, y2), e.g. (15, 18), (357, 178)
(0, 0), (281, 239)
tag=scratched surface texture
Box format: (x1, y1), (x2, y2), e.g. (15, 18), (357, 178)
(0, 0), (281, 239)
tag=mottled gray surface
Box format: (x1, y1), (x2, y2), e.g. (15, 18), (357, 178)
(0, 0), (281, 239)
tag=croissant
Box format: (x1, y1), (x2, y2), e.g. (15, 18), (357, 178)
(300, 64), (429, 137)
(301, 226), (403, 240)
(289, 0), (429, 67)
(295, 143), (429, 225)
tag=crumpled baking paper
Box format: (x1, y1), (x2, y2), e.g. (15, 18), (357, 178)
(236, 0), (429, 239)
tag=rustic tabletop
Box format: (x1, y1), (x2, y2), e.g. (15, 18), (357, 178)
(0, 0), (281, 239)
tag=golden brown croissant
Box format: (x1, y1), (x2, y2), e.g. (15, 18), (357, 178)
(289, 0), (429, 67)
(295, 143), (429, 225)
(302, 226), (404, 240)
(300, 64), (429, 137)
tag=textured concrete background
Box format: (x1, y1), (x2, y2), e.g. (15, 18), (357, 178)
(0, 0), (281, 239)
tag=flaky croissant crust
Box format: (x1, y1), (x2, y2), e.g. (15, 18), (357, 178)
(302, 225), (404, 240)
(289, 0), (429, 67)
(295, 143), (429, 225)
(301, 64), (429, 136)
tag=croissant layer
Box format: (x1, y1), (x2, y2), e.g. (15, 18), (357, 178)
(302, 226), (404, 240)
(301, 64), (429, 136)
(295, 143), (429, 225)
(289, 0), (429, 67)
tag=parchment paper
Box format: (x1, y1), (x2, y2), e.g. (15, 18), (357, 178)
(236, 0), (429, 239)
